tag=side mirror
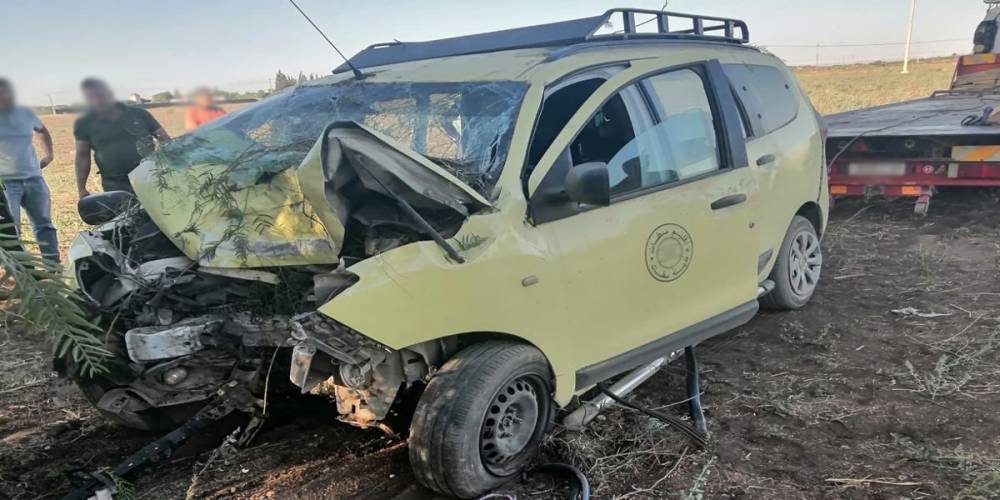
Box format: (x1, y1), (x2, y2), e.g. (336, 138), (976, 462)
(564, 162), (610, 206)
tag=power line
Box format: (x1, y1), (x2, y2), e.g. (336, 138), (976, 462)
(766, 37), (966, 49)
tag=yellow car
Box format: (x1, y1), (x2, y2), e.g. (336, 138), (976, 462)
(65, 9), (826, 498)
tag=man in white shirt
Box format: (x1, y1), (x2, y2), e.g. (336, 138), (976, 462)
(0, 78), (59, 262)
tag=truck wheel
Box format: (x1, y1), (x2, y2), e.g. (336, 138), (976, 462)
(409, 341), (553, 499)
(761, 215), (822, 310)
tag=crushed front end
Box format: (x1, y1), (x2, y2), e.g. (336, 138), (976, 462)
(64, 76), (521, 433)
(64, 204), (345, 430)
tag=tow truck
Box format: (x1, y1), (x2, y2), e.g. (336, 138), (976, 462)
(826, 0), (1000, 214)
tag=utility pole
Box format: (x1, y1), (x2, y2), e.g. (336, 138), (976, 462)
(47, 94), (56, 115)
(902, 0), (916, 74)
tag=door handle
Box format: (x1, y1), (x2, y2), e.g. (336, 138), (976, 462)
(711, 193), (747, 210)
(757, 154), (777, 167)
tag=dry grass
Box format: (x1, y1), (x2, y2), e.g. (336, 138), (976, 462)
(792, 57), (957, 115)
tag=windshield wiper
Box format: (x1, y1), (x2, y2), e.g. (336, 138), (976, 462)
(356, 165), (466, 264)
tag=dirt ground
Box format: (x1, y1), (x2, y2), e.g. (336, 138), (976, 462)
(1, 190), (998, 500)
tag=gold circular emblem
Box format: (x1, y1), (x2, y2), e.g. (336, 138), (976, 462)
(645, 224), (693, 282)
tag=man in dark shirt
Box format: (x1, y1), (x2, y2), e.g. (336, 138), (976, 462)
(74, 78), (170, 197)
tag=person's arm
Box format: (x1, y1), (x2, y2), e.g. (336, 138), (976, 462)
(28, 111), (54, 168)
(35, 125), (54, 169)
(153, 127), (171, 143)
(140, 108), (171, 143)
(75, 140), (92, 198)
(184, 108), (198, 131)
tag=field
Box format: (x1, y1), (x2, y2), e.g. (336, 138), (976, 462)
(793, 57), (957, 115)
(3, 58), (1000, 499)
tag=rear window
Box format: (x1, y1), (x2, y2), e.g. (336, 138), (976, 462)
(723, 63), (799, 135)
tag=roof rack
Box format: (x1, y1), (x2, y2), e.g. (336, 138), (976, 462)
(334, 9), (750, 74)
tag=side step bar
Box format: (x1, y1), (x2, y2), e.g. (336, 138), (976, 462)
(562, 281), (774, 430)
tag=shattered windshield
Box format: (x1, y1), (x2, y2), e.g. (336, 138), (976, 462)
(153, 80), (528, 195)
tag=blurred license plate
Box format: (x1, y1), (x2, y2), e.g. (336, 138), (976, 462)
(848, 162), (906, 176)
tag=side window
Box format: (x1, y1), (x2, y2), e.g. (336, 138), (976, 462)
(606, 69), (721, 196)
(723, 63), (799, 134)
(528, 79), (604, 166)
(568, 92), (636, 167)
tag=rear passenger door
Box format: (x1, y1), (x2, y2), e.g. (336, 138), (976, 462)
(724, 62), (812, 275)
(527, 61), (761, 383)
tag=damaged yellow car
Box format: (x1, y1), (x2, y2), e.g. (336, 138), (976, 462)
(64, 9), (827, 498)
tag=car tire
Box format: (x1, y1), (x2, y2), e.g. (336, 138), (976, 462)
(409, 341), (553, 499)
(761, 215), (822, 310)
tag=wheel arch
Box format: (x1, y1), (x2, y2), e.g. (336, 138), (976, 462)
(406, 330), (569, 405)
(795, 201), (824, 237)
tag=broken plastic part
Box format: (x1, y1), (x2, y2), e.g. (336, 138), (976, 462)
(124, 316), (223, 362)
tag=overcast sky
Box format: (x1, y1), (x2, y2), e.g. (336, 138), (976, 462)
(1, 0), (992, 105)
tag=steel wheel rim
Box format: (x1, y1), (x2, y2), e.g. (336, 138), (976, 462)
(788, 230), (821, 297)
(480, 375), (543, 475)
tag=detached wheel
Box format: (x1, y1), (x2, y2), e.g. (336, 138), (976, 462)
(409, 341), (553, 499)
(761, 215), (822, 310)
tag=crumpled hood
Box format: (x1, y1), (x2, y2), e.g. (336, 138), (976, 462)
(296, 121), (492, 249)
(129, 122), (490, 268)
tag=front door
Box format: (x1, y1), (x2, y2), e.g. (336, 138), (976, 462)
(527, 62), (760, 385)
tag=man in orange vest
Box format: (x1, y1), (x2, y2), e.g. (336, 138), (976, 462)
(184, 87), (226, 130)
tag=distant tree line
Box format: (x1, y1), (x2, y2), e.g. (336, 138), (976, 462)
(273, 70), (324, 91)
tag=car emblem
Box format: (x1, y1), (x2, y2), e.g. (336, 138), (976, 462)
(645, 224), (693, 282)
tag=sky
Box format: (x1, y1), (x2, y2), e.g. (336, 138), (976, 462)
(1, 0), (994, 106)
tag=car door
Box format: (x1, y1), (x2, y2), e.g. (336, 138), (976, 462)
(726, 60), (820, 275)
(526, 61), (760, 387)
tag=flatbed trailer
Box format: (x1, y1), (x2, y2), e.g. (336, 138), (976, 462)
(825, 16), (1000, 215)
(826, 89), (1000, 214)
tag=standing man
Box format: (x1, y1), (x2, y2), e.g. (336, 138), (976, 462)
(0, 78), (59, 262)
(74, 78), (170, 197)
(185, 87), (226, 130)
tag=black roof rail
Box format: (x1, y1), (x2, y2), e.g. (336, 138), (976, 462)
(334, 9), (750, 74)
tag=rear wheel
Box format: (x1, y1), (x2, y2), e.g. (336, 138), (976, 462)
(761, 215), (822, 310)
(409, 341), (553, 499)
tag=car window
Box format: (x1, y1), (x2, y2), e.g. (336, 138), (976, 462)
(607, 69), (720, 196)
(568, 92), (636, 166)
(723, 63), (798, 134)
(528, 78), (604, 166)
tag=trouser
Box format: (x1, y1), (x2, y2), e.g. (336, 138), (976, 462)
(101, 176), (133, 194)
(3, 176), (60, 263)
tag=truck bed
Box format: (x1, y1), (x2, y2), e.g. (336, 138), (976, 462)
(826, 93), (1000, 139)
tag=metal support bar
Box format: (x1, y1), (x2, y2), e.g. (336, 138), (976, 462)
(63, 381), (259, 500)
(656, 14), (669, 33)
(562, 352), (680, 430)
(685, 347), (708, 435)
(622, 11), (637, 35)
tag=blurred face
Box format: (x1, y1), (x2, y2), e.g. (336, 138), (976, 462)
(83, 83), (116, 113)
(194, 92), (214, 108)
(0, 83), (14, 111)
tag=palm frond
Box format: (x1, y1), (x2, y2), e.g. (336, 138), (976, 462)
(0, 226), (111, 377)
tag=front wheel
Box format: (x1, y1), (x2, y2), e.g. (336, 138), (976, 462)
(408, 341), (553, 499)
(761, 215), (822, 310)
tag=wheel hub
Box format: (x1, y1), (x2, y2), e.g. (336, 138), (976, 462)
(788, 229), (822, 297)
(480, 377), (540, 474)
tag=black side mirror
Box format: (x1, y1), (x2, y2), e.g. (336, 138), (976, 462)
(564, 162), (610, 206)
